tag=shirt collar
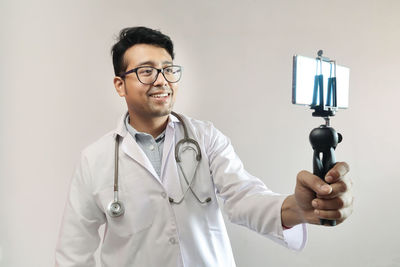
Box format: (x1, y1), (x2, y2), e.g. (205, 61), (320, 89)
(114, 111), (180, 139)
(125, 114), (166, 142)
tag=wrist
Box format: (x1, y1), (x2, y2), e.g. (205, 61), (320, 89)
(281, 195), (305, 228)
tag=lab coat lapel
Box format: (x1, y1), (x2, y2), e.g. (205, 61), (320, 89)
(114, 112), (160, 182)
(162, 114), (186, 198)
(160, 116), (178, 178)
(121, 133), (160, 182)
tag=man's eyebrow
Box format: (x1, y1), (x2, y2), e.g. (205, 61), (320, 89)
(136, 60), (173, 67)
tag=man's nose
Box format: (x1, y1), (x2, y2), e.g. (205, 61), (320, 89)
(153, 71), (168, 87)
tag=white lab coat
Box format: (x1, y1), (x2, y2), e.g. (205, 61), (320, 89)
(55, 112), (306, 267)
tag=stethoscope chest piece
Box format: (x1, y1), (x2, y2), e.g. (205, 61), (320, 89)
(107, 199), (125, 217)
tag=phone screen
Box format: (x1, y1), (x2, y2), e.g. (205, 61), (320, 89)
(292, 55), (350, 109)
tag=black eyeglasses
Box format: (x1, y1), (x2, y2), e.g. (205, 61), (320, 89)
(120, 65), (183, 84)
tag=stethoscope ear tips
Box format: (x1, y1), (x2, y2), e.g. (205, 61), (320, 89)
(107, 201), (125, 217)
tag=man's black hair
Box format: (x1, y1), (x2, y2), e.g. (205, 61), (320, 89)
(111, 26), (175, 76)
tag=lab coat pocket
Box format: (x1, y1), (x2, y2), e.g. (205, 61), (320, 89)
(97, 187), (154, 236)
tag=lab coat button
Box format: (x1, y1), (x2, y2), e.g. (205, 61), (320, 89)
(149, 145), (155, 151)
(161, 192), (167, 198)
(169, 237), (176, 244)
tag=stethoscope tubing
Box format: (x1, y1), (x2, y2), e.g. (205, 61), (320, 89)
(107, 112), (211, 218)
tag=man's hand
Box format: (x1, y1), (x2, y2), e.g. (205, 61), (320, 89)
(281, 162), (354, 227)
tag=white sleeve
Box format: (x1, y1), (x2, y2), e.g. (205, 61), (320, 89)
(55, 152), (106, 266)
(205, 124), (307, 251)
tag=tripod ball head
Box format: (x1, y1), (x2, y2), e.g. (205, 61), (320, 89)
(310, 125), (342, 152)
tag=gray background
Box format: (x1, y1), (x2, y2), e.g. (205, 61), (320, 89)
(1, 0), (399, 266)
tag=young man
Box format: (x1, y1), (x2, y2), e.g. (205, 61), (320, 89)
(55, 27), (353, 267)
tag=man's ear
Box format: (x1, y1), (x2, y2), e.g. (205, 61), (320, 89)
(114, 76), (126, 97)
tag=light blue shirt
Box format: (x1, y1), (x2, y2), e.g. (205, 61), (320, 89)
(124, 114), (165, 177)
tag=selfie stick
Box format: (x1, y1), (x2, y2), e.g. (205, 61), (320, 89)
(310, 50), (342, 226)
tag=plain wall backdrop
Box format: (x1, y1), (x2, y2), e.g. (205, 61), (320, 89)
(1, 0), (399, 266)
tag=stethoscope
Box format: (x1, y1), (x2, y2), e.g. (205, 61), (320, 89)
(107, 111), (212, 218)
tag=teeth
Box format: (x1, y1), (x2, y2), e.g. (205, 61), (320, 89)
(151, 93), (169, 98)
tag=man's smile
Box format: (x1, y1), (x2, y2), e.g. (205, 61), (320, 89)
(148, 89), (172, 102)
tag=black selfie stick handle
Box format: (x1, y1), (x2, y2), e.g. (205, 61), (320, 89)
(309, 124), (342, 226)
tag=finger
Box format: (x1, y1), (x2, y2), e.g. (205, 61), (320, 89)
(314, 205), (353, 223)
(312, 195), (354, 210)
(316, 177), (352, 199)
(325, 162), (350, 183)
(297, 170), (332, 196)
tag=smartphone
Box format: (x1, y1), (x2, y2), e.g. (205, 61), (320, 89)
(292, 54), (350, 109)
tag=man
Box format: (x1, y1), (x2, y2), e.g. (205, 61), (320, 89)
(55, 26), (353, 267)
